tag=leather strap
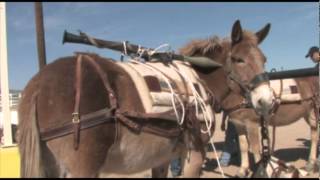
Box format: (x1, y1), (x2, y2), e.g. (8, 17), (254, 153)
(40, 53), (118, 144)
(249, 72), (269, 90)
(82, 54), (117, 109)
(40, 108), (115, 141)
(116, 111), (182, 138)
(72, 54), (82, 150)
(223, 99), (252, 115)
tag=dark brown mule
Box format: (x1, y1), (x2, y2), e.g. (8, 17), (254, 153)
(17, 20), (273, 178)
(221, 75), (319, 177)
(151, 20), (274, 177)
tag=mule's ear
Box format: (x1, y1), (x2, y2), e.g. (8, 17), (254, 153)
(256, 23), (271, 44)
(231, 20), (243, 46)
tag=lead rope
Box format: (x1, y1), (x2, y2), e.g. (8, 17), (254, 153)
(261, 115), (271, 168)
(251, 114), (271, 178)
(168, 62), (225, 178)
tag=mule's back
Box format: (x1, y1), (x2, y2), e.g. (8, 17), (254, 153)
(117, 59), (214, 121)
(269, 72), (319, 103)
(270, 78), (302, 102)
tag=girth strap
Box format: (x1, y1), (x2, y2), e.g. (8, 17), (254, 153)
(40, 107), (183, 141)
(40, 108), (115, 141)
(116, 111), (182, 138)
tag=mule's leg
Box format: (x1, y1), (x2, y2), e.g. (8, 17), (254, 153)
(305, 109), (319, 172)
(181, 150), (204, 177)
(46, 124), (116, 178)
(247, 124), (261, 164)
(232, 122), (251, 178)
(151, 162), (169, 178)
(40, 143), (62, 177)
(237, 134), (251, 177)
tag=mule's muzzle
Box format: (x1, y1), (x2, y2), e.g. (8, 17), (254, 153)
(249, 72), (269, 90)
(249, 73), (275, 116)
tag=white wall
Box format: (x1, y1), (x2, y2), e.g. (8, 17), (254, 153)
(0, 110), (18, 128)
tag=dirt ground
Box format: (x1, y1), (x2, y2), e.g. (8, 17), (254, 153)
(102, 114), (319, 178)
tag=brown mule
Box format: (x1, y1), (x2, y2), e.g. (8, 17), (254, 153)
(17, 20), (273, 178)
(221, 75), (319, 177)
(152, 20), (274, 178)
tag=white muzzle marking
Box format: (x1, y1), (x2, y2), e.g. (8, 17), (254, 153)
(250, 83), (275, 115)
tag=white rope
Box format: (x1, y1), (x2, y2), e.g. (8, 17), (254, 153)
(208, 133), (225, 178)
(128, 59), (186, 125)
(122, 41), (128, 56)
(148, 43), (172, 56)
(137, 45), (148, 61)
(168, 62), (225, 178)
(137, 45), (143, 58)
(168, 63), (213, 132)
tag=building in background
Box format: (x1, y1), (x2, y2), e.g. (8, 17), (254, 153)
(0, 89), (21, 145)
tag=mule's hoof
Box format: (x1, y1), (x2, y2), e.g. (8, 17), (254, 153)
(235, 168), (250, 178)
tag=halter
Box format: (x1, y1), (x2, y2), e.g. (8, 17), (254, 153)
(221, 56), (270, 111)
(228, 71), (269, 95)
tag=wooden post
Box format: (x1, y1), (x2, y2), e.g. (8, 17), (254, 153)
(34, 2), (47, 69)
(0, 2), (13, 146)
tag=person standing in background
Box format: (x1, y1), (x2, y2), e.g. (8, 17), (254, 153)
(305, 46), (319, 171)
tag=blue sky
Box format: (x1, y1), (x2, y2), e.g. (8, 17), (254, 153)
(4, 2), (319, 90)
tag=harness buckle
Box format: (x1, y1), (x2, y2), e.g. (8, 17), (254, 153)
(72, 112), (80, 124)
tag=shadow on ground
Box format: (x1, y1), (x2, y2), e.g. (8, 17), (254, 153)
(202, 138), (313, 177)
(273, 147), (309, 162)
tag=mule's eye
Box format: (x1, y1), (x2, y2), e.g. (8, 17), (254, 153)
(231, 57), (245, 64)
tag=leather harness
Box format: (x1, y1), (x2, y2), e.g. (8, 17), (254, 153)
(39, 53), (215, 151)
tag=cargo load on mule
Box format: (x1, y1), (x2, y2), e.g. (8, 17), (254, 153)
(40, 31), (222, 146)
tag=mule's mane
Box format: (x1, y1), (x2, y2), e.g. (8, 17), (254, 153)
(179, 36), (222, 57)
(179, 30), (259, 58)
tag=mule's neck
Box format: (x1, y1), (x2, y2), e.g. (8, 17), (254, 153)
(196, 67), (231, 106)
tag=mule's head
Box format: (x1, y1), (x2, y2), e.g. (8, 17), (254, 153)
(179, 20), (275, 115)
(226, 20), (274, 115)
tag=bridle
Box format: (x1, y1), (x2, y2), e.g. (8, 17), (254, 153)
(216, 54), (272, 136)
(221, 56), (270, 110)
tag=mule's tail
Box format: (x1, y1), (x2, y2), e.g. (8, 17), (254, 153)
(17, 92), (46, 177)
